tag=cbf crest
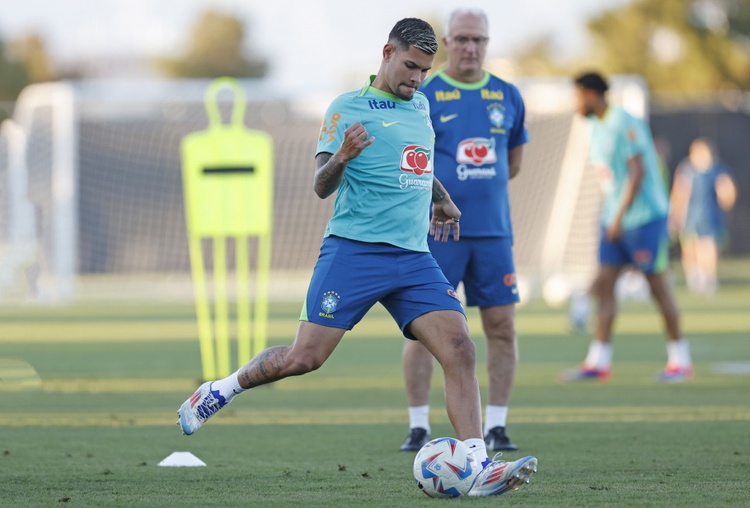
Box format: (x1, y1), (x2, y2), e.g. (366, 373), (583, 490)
(487, 103), (505, 134)
(321, 290), (341, 314)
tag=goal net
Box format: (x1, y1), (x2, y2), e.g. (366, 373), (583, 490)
(0, 76), (648, 305)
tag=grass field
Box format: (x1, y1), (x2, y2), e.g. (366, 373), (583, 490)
(1, 261), (749, 507)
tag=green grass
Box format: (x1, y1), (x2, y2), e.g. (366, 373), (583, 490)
(1, 261), (750, 507)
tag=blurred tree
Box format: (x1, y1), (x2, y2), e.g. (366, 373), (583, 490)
(512, 0), (750, 98)
(0, 32), (56, 123)
(0, 38), (28, 101)
(158, 10), (268, 78)
(7, 33), (55, 83)
(0, 31), (56, 101)
(512, 35), (570, 76)
(586, 0), (750, 96)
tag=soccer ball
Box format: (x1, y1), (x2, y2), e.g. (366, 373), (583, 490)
(413, 437), (480, 498)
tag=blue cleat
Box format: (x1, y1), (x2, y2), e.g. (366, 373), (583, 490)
(559, 366), (611, 382)
(656, 366), (693, 383)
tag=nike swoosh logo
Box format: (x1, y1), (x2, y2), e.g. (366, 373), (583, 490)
(440, 114), (458, 123)
(381, 121), (399, 127)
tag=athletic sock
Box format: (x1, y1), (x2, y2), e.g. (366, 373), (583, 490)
(584, 341), (612, 370)
(667, 338), (692, 369)
(408, 405), (430, 433)
(463, 438), (489, 465)
(211, 369), (246, 403)
(687, 270), (701, 293)
(484, 405), (508, 435)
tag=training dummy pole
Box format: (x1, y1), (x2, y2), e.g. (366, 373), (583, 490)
(181, 77), (273, 381)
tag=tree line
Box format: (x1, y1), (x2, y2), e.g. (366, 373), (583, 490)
(1, 1), (748, 103)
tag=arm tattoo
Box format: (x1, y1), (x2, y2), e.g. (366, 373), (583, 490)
(432, 178), (447, 203)
(238, 346), (288, 388)
(314, 153), (348, 199)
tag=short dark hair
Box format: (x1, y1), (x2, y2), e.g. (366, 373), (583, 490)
(574, 71), (609, 95)
(388, 18), (438, 55)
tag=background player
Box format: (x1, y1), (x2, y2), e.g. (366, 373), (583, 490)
(561, 71), (693, 383)
(669, 137), (737, 296)
(177, 17), (537, 497)
(399, 8), (528, 453)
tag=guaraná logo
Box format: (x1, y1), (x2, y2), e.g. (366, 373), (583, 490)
(400, 145), (432, 176)
(456, 138), (497, 165)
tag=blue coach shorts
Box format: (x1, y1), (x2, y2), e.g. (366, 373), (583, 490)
(599, 217), (669, 274)
(300, 236), (465, 340)
(428, 236), (519, 307)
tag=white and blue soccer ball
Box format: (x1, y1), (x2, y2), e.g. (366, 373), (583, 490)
(413, 437), (480, 498)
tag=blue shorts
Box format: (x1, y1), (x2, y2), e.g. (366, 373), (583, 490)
(428, 236), (519, 307)
(599, 217), (669, 274)
(684, 214), (727, 242)
(301, 236), (465, 340)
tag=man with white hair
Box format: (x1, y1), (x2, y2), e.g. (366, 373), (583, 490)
(399, 8), (529, 454)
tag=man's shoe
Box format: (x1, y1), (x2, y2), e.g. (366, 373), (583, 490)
(559, 365), (610, 382)
(656, 365), (693, 383)
(399, 427), (430, 452)
(484, 426), (519, 452)
(468, 454), (538, 496)
(177, 382), (229, 435)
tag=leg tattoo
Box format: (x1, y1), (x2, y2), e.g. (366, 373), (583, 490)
(238, 346), (289, 388)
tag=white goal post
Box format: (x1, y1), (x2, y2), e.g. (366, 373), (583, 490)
(0, 83), (78, 300)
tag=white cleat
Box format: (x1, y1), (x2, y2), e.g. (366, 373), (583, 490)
(177, 382), (229, 436)
(468, 455), (538, 497)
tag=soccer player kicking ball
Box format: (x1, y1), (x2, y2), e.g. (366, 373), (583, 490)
(561, 72), (693, 383)
(177, 18), (537, 497)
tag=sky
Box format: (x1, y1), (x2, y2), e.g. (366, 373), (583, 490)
(0, 0), (632, 92)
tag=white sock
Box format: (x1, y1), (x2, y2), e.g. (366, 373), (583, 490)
(584, 341), (612, 370)
(598, 343), (613, 369)
(703, 276), (718, 296)
(687, 270), (701, 293)
(667, 339), (692, 368)
(463, 438), (489, 465)
(211, 369), (246, 402)
(570, 291), (591, 326)
(408, 405), (430, 433)
(484, 405), (508, 435)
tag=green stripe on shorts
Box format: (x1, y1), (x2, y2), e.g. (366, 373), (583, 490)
(653, 235), (669, 273)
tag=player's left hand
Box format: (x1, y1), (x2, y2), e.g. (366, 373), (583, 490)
(606, 220), (623, 241)
(431, 201), (461, 242)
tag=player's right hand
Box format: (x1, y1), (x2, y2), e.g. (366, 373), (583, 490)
(337, 122), (375, 162)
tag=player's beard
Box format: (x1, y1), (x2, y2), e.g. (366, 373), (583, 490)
(396, 84), (417, 100)
(579, 102), (595, 118)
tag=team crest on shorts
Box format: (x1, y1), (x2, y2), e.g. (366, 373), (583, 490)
(634, 250), (652, 267)
(321, 291), (341, 314)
